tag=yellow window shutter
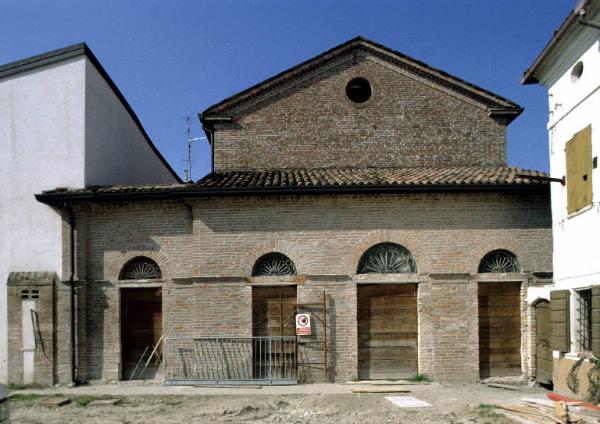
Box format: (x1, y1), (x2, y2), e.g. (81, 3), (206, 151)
(566, 125), (593, 215)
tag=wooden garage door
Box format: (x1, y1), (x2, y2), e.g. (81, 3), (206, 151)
(121, 288), (162, 380)
(478, 282), (521, 378)
(358, 284), (418, 380)
(252, 286), (297, 379)
(252, 286), (297, 337)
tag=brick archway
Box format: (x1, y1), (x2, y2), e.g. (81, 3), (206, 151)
(240, 240), (304, 276)
(467, 236), (531, 274)
(106, 244), (170, 280)
(347, 231), (424, 275)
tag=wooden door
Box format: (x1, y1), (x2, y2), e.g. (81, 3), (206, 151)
(358, 284), (418, 380)
(252, 286), (297, 378)
(478, 282), (521, 378)
(121, 288), (162, 380)
(535, 300), (552, 385)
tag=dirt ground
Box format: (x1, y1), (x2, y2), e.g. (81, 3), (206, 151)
(7, 381), (549, 423)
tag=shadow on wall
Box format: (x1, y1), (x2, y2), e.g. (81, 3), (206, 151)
(328, 297), (336, 383)
(195, 192), (551, 234)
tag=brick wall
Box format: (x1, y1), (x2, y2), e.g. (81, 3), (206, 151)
(420, 275), (480, 381)
(297, 280), (357, 383)
(58, 189), (552, 383)
(213, 54), (507, 171)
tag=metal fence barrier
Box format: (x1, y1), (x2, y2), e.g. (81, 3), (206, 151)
(164, 336), (297, 385)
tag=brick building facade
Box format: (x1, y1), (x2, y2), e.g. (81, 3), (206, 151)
(8, 37), (553, 385)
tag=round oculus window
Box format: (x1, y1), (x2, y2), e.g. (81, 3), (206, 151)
(346, 77), (372, 103)
(571, 61), (584, 83)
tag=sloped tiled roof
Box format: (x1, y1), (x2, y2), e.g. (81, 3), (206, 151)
(36, 166), (549, 203)
(195, 167), (548, 189)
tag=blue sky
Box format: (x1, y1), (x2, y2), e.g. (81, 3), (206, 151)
(0, 0), (574, 180)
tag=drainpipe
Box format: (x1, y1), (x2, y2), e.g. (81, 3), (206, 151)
(65, 202), (77, 385)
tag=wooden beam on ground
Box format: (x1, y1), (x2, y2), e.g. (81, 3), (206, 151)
(351, 386), (411, 393)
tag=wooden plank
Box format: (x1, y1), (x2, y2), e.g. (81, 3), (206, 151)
(479, 338), (521, 348)
(478, 307), (521, 317)
(358, 347), (417, 360)
(358, 284), (417, 295)
(357, 284), (418, 380)
(358, 360), (416, 379)
(358, 322), (418, 332)
(479, 282), (521, 378)
(485, 383), (518, 391)
(480, 353), (521, 362)
(359, 338), (419, 348)
(351, 386), (411, 393)
(478, 297), (521, 307)
(39, 398), (72, 407)
(479, 347), (521, 355)
(479, 326), (521, 336)
(358, 306), (417, 318)
(478, 283), (521, 296)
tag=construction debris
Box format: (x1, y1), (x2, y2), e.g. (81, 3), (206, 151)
(346, 380), (429, 386)
(385, 396), (431, 408)
(351, 386), (411, 394)
(495, 395), (600, 423)
(87, 398), (121, 406)
(39, 398), (71, 407)
(486, 383), (520, 391)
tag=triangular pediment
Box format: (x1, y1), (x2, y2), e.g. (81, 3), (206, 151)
(201, 36), (521, 123)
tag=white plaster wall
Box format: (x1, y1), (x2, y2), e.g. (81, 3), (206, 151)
(0, 57), (87, 383)
(526, 286), (551, 304)
(547, 38), (600, 291)
(0, 53), (180, 384)
(84, 59), (178, 186)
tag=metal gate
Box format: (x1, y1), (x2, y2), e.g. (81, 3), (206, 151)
(163, 336), (297, 385)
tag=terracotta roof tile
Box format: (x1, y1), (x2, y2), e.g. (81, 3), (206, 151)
(37, 167), (549, 202)
(193, 166), (548, 190)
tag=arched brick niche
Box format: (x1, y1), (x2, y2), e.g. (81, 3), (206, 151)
(347, 231), (425, 276)
(105, 244), (170, 281)
(468, 237), (531, 274)
(240, 240), (305, 276)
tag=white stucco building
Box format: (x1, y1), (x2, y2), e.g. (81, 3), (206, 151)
(523, 0), (600, 394)
(0, 44), (181, 383)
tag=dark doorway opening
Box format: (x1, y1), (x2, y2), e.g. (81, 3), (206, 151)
(121, 287), (162, 380)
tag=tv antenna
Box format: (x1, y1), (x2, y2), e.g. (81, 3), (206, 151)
(184, 116), (207, 182)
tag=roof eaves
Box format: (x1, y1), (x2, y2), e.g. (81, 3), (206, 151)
(0, 43), (87, 80)
(522, 0), (600, 85)
(522, 6), (580, 85)
(35, 180), (548, 204)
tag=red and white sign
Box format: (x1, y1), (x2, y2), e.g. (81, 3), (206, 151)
(295, 313), (311, 336)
